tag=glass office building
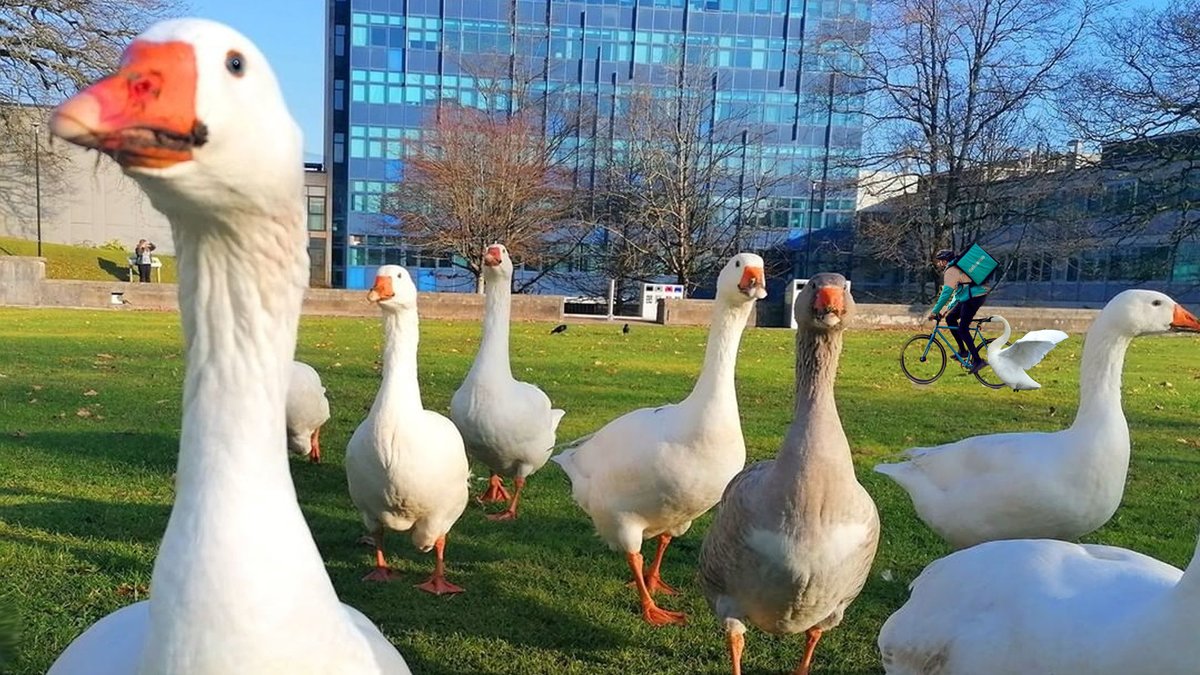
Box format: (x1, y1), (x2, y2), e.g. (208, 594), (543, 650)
(326, 0), (869, 290)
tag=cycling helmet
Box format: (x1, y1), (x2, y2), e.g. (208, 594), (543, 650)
(934, 249), (956, 261)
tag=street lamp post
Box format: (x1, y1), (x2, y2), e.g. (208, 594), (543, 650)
(804, 179), (818, 278)
(32, 121), (42, 258)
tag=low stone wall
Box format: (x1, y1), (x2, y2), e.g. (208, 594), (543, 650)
(657, 297), (758, 326)
(0, 257), (564, 321)
(853, 303), (1100, 335)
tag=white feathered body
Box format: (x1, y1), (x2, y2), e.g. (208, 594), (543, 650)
(346, 408), (469, 549)
(554, 398), (745, 552)
(287, 360), (330, 456)
(879, 538), (1199, 675)
(451, 374), (564, 479)
(875, 418), (1129, 548)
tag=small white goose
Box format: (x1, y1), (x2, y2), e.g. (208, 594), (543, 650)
(554, 253), (766, 625)
(699, 273), (879, 675)
(450, 243), (564, 520)
(346, 265), (470, 592)
(875, 289), (1200, 550)
(879, 531), (1200, 674)
(47, 19), (410, 674)
(288, 360), (330, 462)
(984, 315), (1069, 391)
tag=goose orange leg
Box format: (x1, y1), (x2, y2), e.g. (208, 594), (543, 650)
(727, 623), (745, 675)
(486, 476), (525, 521)
(791, 627), (823, 675)
(363, 532), (399, 582)
(414, 535), (464, 595)
(640, 534), (680, 595)
(626, 552), (686, 626)
(477, 474), (511, 504)
(308, 426), (322, 463)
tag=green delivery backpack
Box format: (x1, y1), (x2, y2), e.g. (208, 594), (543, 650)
(954, 243), (998, 286)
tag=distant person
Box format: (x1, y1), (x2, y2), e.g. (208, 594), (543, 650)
(928, 248), (990, 373)
(134, 239), (156, 283)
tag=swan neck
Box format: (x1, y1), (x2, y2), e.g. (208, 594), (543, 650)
(686, 297), (753, 407)
(372, 307), (422, 414)
(1073, 317), (1131, 426)
(476, 273), (512, 377)
(994, 316), (1012, 350)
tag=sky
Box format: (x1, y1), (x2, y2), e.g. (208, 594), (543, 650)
(188, 0), (326, 162)
(182, 0), (1179, 165)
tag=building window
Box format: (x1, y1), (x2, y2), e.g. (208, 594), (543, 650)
(307, 196), (326, 231)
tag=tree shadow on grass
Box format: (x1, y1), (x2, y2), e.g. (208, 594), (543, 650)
(97, 256), (129, 281)
(0, 486), (170, 544)
(12, 430), (178, 475)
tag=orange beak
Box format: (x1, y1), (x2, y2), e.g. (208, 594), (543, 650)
(366, 275), (394, 302)
(49, 40), (204, 169)
(813, 285), (846, 316)
(738, 266), (765, 295)
(1171, 304), (1200, 332)
(483, 246), (503, 267)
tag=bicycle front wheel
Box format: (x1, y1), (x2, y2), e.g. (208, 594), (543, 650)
(900, 334), (947, 385)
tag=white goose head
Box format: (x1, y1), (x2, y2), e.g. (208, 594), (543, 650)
(49, 18), (300, 220)
(795, 272), (853, 331)
(1102, 289), (1200, 337)
(367, 264), (419, 311)
(716, 252), (767, 304)
(482, 243), (514, 282)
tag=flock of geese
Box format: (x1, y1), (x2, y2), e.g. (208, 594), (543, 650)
(37, 18), (1200, 675)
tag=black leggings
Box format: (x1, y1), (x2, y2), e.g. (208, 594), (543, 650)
(946, 294), (987, 363)
(138, 263), (151, 282)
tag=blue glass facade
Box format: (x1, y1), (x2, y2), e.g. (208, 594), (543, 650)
(326, 0), (869, 290)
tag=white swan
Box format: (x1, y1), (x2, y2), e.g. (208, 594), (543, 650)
(346, 265), (470, 592)
(288, 360), (330, 462)
(875, 289), (1200, 549)
(46, 19), (410, 674)
(554, 253), (766, 625)
(699, 273), (879, 675)
(984, 315), (1068, 391)
(879, 532), (1200, 674)
(450, 243), (564, 520)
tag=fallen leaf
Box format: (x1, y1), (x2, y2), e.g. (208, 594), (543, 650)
(83, 389), (98, 397)
(76, 408), (93, 418)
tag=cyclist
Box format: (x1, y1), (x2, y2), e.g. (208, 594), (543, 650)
(927, 248), (990, 373)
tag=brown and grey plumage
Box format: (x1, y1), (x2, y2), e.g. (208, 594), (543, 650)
(698, 272), (880, 675)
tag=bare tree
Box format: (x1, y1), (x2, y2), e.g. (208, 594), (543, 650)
(841, 0), (1105, 296)
(590, 54), (787, 295)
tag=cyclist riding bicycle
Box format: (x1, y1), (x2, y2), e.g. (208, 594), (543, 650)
(927, 248), (990, 374)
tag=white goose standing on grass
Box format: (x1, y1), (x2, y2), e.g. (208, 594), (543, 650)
(879, 530), (1200, 674)
(450, 243), (564, 521)
(875, 289), (1200, 550)
(346, 265), (470, 592)
(47, 19), (410, 674)
(553, 253), (766, 626)
(288, 360), (331, 462)
(984, 315), (1069, 391)
(699, 273), (879, 675)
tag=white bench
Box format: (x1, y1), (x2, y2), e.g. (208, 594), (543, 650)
(127, 256), (163, 283)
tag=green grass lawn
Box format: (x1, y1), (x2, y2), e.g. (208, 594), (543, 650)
(0, 237), (177, 283)
(2, 307), (1199, 674)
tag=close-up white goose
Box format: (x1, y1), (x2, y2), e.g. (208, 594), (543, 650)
(45, 18), (411, 675)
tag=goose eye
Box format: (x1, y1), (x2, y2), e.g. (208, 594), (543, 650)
(225, 50), (245, 77)
(1152, 299), (1163, 307)
(735, 261), (742, 268)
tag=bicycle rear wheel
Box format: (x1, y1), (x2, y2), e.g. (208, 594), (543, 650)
(900, 334), (946, 384)
(973, 363), (1006, 389)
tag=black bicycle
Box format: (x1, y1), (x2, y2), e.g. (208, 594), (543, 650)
(900, 317), (1004, 389)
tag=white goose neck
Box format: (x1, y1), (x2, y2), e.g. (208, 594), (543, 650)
(994, 316), (1012, 350)
(143, 208), (352, 663)
(773, 327), (854, 483)
(683, 296), (753, 413)
(1176, 532), (1200, 599)
(474, 273), (513, 379)
(372, 307), (423, 414)
(1072, 314), (1132, 428)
